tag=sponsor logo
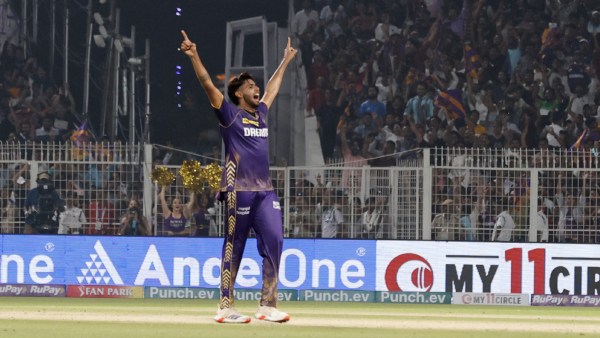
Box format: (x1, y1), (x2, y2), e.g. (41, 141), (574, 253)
(0, 284), (27, 296)
(77, 241), (123, 285)
(28, 284), (65, 297)
(570, 295), (600, 306)
(234, 289), (296, 302)
(145, 287), (297, 301)
(145, 287), (218, 299)
(242, 118), (259, 127)
(272, 201), (280, 210)
(385, 253), (433, 291)
(243, 127), (268, 138)
(300, 290), (373, 302)
(236, 206), (250, 216)
(532, 294), (600, 307)
(377, 291), (450, 304)
(453, 292), (529, 306)
(67, 285), (140, 298)
(0, 284), (65, 297)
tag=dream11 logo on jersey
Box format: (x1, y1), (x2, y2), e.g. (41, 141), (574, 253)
(384, 253), (434, 291)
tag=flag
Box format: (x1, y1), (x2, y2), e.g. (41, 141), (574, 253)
(540, 25), (559, 53)
(70, 120), (92, 146)
(434, 89), (466, 120)
(570, 126), (600, 150)
(539, 25), (559, 67)
(70, 120), (95, 160)
(570, 128), (589, 150)
(336, 105), (353, 131)
(464, 43), (481, 81)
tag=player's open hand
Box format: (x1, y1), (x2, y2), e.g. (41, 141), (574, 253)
(180, 30), (197, 57)
(284, 37), (297, 61)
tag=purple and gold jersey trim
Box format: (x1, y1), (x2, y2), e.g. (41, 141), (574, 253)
(214, 100), (274, 192)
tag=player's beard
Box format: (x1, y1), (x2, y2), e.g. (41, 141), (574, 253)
(243, 92), (260, 108)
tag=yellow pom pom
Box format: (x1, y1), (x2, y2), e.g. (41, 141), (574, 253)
(204, 162), (223, 192)
(179, 160), (204, 192)
(151, 167), (175, 187)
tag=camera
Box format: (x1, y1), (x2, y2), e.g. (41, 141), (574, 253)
(129, 207), (139, 215)
(29, 190), (60, 234)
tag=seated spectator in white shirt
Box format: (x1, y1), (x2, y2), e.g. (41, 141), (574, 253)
(35, 116), (60, 142)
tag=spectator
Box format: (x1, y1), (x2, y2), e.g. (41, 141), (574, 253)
(432, 198), (460, 241)
(368, 139), (396, 167)
(555, 173), (585, 242)
(404, 81), (434, 126)
(85, 189), (116, 235)
(348, 1), (376, 41)
(293, 0), (320, 69)
(118, 198), (150, 236)
(492, 198), (518, 242)
(58, 191), (86, 235)
(359, 195), (386, 239)
(292, 0), (319, 39)
(319, 188), (343, 238)
(159, 185), (193, 236)
(35, 116), (60, 142)
(339, 123), (367, 191)
(306, 75), (327, 116)
(189, 190), (214, 237)
(307, 50), (330, 90)
(358, 85), (386, 119)
(374, 12), (401, 44)
(15, 121), (33, 142)
(374, 75), (394, 106)
(532, 198), (552, 243)
(289, 191), (316, 238)
(316, 88), (344, 161)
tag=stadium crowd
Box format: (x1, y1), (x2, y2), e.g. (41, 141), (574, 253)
(284, 0), (600, 242)
(295, 0), (600, 162)
(2, 0), (600, 242)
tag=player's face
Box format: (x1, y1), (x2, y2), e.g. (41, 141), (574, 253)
(240, 79), (260, 108)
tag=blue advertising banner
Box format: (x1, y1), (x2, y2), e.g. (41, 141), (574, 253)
(0, 235), (376, 290)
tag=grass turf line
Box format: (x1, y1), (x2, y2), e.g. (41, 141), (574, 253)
(0, 297), (598, 338)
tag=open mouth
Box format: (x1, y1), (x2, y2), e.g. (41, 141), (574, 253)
(253, 93), (260, 100)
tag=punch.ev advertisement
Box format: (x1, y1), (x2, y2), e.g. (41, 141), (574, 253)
(0, 235), (376, 290)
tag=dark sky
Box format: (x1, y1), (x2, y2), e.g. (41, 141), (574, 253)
(116, 0), (290, 145)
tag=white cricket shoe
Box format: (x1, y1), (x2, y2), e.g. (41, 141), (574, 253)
(214, 307), (251, 324)
(254, 305), (290, 323)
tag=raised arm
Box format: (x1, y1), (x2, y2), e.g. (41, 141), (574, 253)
(261, 37), (298, 109)
(180, 30), (224, 109)
(159, 186), (171, 218)
(184, 191), (196, 219)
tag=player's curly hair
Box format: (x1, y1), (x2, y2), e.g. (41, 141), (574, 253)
(227, 72), (254, 105)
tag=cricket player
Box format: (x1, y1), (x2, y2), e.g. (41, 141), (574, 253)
(180, 30), (296, 323)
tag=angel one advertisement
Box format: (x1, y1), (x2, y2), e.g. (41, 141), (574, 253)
(0, 235), (598, 295)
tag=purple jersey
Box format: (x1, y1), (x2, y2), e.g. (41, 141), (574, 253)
(164, 213), (187, 233)
(215, 100), (273, 192)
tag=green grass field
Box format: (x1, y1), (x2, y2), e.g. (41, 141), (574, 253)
(0, 297), (599, 338)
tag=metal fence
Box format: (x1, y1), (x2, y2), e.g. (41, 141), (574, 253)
(0, 142), (149, 235)
(1, 143), (598, 243)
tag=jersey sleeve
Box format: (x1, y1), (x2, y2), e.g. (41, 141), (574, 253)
(213, 100), (237, 127)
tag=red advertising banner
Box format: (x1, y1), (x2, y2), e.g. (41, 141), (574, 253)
(66, 285), (143, 298)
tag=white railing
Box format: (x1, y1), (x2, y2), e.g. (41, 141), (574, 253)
(1, 143), (598, 243)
